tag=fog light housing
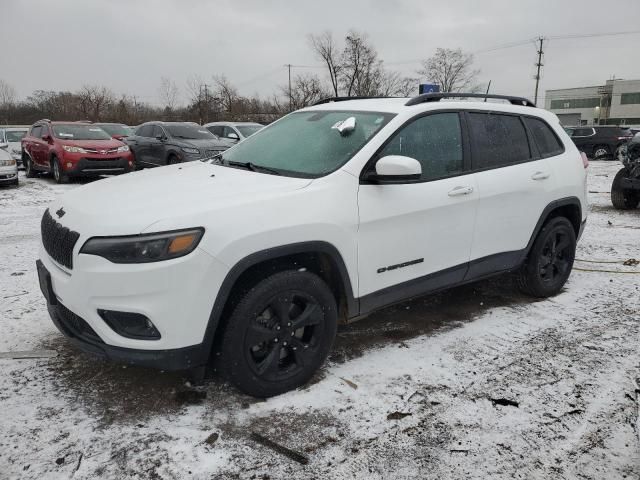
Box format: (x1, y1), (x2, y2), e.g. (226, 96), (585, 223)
(98, 309), (161, 340)
(66, 162), (72, 168)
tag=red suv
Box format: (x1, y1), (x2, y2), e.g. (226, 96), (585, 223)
(22, 120), (134, 183)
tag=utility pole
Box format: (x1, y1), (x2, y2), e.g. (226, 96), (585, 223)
(285, 64), (292, 112)
(533, 36), (545, 105)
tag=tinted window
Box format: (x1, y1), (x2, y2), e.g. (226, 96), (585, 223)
(137, 125), (154, 137)
(40, 125), (49, 137)
(31, 126), (42, 138)
(379, 113), (463, 181)
(468, 113), (531, 169)
(236, 125), (263, 137)
(524, 117), (564, 157)
(152, 125), (165, 138)
(166, 124), (216, 140)
(572, 128), (594, 137)
(207, 126), (223, 137)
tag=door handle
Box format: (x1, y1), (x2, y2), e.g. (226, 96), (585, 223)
(448, 186), (474, 197)
(531, 171), (550, 181)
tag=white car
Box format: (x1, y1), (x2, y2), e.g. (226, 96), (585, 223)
(203, 121), (264, 143)
(37, 93), (588, 397)
(1, 127), (28, 168)
(0, 143), (18, 186)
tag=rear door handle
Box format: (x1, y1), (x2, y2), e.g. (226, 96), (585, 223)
(448, 186), (474, 197)
(531, 171), (550, 181)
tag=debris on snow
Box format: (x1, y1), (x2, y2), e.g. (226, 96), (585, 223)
(249, 431), (309, 465)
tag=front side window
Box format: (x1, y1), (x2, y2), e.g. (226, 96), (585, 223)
(378, 113), (464, 181)
(221, 110), (395, 178)
(524, 117), (564, 157)
(52, 124), (112, 140)
(166, 124), (215, 140)
(468, 112), (531, 169)
(137, 125), (154, 138)
(31, 126), (42, 138)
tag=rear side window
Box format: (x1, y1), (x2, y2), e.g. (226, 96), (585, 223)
(572, 128), (594, 137)
(379, 112), (464, 181)
(523, 117), (564, 157)
(467, 113), (531, 169)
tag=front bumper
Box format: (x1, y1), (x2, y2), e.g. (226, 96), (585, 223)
(63, 156), (133, 176)
(0, 165), (18, 183)
(38, 244), (228, 367)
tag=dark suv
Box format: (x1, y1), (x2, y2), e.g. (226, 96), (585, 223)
(126, 122), (233, 168)
(22, 120), (134, 183)
(564, 126), (634, 160)
(611, 132), (640, 209)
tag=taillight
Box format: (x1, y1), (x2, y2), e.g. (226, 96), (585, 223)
(580, 151), (589, 169)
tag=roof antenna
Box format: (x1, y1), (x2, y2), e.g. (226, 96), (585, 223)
(484, 80), (492, 102)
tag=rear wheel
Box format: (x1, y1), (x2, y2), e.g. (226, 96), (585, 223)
(219, 270), (337, 397)
(592, 145), (610, 159)
(611, 168), (640, 210)
(24, 154), (36, 178)
(51, 157), (68, 184)
(517, 217), (576, 298)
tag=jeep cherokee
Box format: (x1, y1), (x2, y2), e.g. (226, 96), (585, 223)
(37, 93), (588, 397)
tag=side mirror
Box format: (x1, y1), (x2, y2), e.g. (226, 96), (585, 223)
(42, 134), (52, 142)
(366, 155), (422, 182)
(227, 132), (239, 141)
(155, 134), (165, 141)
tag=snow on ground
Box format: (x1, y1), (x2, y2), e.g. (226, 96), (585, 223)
(0, 161), (639, 479)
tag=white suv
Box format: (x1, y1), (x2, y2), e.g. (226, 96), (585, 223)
(37, 93), (588, 397)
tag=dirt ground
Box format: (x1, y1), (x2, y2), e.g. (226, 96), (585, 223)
(0, 161), (638, 479)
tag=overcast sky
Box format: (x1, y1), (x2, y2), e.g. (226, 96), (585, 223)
(2, 0), (640, 106)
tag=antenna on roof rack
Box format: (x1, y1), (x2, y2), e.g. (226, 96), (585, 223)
(405, 92), (536, 108)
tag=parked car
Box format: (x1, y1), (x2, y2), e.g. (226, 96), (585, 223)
(0, 127), (29, 168)
(126, 122), (233, 168)
(204, 121), (264, 143)
(22, 120), (134, 183)
(564, 125), (633, 160)
(0, 141), (18, 186)
(93, 123), (135, 140)
(611, 132), (640, 210)
(37, 93), (587, 397)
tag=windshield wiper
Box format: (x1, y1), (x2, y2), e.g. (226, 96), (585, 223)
(227, 160), (282, 176)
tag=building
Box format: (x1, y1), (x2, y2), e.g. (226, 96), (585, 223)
(545, 79), (640, 126)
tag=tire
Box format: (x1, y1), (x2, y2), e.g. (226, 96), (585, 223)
(24, 154), (36, 178)
(611, 168), (640, 210)
(219, 270), (337, 398)
(517, 217), (576, 298)
(13, 178), (19, 187)
(592, 145), (610, 159)
(51, 157), (68, 184)
(167, 155), (180, 165)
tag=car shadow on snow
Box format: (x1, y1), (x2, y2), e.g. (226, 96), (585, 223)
(40, 275), (533, 426)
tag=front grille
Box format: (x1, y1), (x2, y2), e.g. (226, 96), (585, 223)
(41, 209), (80, 269)
(56, 303), (103, 344)
(83, 147), (119, 154)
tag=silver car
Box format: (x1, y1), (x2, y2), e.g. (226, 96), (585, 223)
(203, 121), (264, 143)
(0, 142), (18, 186)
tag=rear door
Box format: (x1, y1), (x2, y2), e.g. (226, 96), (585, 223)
(133, 125), (154, 165)
(150, 125), (168, 165)
(357, 111), (477, 304)
(466, 111), (557, 276)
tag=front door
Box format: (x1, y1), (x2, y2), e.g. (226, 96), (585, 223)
(357, 112), (477, 307)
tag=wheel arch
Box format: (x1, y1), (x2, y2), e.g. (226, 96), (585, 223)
(525, 197), (583, 255)
(202, 241), (357, 363)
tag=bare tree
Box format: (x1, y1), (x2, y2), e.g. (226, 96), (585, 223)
(158, 76), (179, 111)
(417, 48), (480, 93)
(339, 31), (381, 96)
(0, 79), (17, 107)
(378, 71), (417, 97)
(213, 75), (239, 113)
(308, 31), (342, 97)
(77, 85), (114, 121)
(277, 74), (328, 110)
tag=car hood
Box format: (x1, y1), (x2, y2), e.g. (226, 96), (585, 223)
(180, 138), (233, 149)
(7, 141), (22, 153)
(58, 138), (125, 148)
(48, 161), (312, 236)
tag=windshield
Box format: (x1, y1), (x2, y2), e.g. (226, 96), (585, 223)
(52, 124), (112, 140)
(5, 130), (27, 142)
(220, 111), (394, 177)
(236, 125), (263, 138)
(97, 124), (132, 136)
(166, 124), (216, 140)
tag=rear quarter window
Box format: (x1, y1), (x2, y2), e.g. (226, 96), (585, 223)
(523, 117), (564, 157)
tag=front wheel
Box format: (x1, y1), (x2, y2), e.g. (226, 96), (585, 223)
(517, 217), (576, 298)
(219, 270), (337, 397)
(592, 145), (610, 159)
(24, 154), (36, 178)
(52, 157), (68, 184)
(611, 168), (640, 210)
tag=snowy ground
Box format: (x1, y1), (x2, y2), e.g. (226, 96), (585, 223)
(1, 161), (639, 479)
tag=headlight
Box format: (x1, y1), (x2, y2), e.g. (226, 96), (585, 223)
(0, 159), (16, 166)
(62, 145), (87, 153)
(182, 147), (200, 155)
(117, 145), (130, 153)
(80, 228), (204, 264)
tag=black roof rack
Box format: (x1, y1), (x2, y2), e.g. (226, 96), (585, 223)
(405, 93), (536, 107)
(313, 96), (399, 106)
(36, 119), (52, 124)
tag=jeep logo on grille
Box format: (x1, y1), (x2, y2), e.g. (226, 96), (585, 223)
(56, 207), (65, 218)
